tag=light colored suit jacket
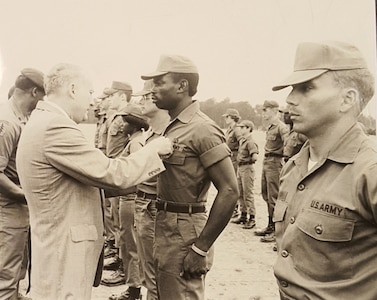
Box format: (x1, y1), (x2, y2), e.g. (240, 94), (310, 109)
(16, 101), (165, 300)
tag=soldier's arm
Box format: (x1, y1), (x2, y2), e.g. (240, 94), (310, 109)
(194, 156), (238, 251)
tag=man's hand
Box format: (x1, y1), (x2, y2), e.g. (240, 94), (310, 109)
(147, 136), (173, 156)
(181, 249), (210, 280)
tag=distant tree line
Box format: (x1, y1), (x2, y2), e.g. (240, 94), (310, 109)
(84, 97), (376, 135)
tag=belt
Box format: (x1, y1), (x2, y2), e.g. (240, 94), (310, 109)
(264, 153), (283, 158)
(238, 161), (253, 166)
(156, 200), (206, 214)
(136, 191), (157, 200)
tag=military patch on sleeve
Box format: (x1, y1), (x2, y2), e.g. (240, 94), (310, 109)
(0, 122), (7, 136)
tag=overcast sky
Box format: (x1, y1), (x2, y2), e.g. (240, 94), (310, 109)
(0, 0), (376, 116)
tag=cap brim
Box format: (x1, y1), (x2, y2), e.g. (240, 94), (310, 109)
(272, 69), (328, 91)
(105, 88), (118, 95)
(141, 71), (168, 80)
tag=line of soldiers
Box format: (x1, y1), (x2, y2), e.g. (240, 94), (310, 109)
(0, 40), (376, 300)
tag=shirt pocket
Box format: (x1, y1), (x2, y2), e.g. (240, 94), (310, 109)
(70, 224), (98, 242)
(162, 150), (188, 189)
(293, 209), (355, 280)
(297, 209), (354, 242)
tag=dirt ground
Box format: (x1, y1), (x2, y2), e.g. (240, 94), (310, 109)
(21, 128), (280, 300)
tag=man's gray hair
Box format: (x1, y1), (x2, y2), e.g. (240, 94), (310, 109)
(44, 63), (85, 96)
(331, 68), (375, 112)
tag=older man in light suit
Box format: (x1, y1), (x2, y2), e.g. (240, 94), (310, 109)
(16, 63), (172, 300)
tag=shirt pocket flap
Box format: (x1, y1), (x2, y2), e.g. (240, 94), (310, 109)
(273, 200), (288, 222)
(163, 151), (185, 165)
(297, 209), (354, 242)
(70, 224), (98, 242)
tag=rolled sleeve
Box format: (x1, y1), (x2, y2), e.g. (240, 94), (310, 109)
(200, 143), (230, 169)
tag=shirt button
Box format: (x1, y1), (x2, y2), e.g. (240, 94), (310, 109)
(289, 217), (295, 224)
(297, 184), (305, 191)
(281, 250), (289, 258)
(315, 225), (323, 234)
(280, 280), (288, 288)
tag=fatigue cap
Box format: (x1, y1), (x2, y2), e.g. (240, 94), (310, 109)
(132, 80), (153, 97)
(141, 55), (198, 80)
(272, 41), (369, 91)
(20, 68), (45, 91)
(237, 120), (254, 130)
(222, 108), (240, 118)
(97, 87), (112, 99)
(118, 103), (149, 130)
(263, 100), (279, 110)
(106, 81), (133, 95)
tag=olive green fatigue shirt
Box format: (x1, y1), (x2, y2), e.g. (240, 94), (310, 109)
(237, 133), (259, 164)
(158, 101), (230, 204)
(265, 120), (289, 156)
(274, 123), (377, 300)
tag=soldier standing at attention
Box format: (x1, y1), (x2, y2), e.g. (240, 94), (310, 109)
(254, 100), (288, 243)
(141, 55), (238, 300)
(272, 41), (376, 299)
(234, 120), (259, 229)
(222, 108), (242, 220)
(0, 68), (45, 300)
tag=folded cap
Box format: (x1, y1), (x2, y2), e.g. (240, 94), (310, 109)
(222, 108), (240, 118)
(97, 87), (111, 99)
(263, 100), (279, 109)
(132, 80), (154, 97)
(117, 103), (145, 118)
(106, 81), (133, 95)
(141, 55), (198, 80)
(272, 41), (368, 91)
(237, 120), (254, 130)
(21, 68), (45, 91)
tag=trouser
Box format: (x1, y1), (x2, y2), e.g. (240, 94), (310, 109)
(237, 164), (256, 215)
(154, 210), (214, 300)
(119, 194), (142, 288)
(109, 196), (120, 248)
(230, 152), (239, 211)
(104, 197), (116, 243)
(261, 157), (282, 217)
(134, 196), (158, 300)
(0, 200), (29, 300)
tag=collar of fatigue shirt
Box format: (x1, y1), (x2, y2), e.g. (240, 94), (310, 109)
(173, 100), (199, 124)
(326, 122), (368, 164)
(293, 123), (367, 168)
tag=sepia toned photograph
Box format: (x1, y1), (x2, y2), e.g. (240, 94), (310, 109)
(0, 1), (376, 299)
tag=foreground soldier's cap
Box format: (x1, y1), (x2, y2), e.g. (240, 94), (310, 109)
(21, 68), (45, 91)
(98, 87), (112, 99)
(106, 81), (133, 95)
(263, 100), (279, 109)
(237, 120), (254, 130)
(141, 55), (198, 80)
(272, 41), (369, 91)
(222, 108), (240, 118)
(132, 80), (154, 97)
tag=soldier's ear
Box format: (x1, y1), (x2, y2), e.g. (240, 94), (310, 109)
(340, 88), (358, 113)
(177, 79), (188, 94)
